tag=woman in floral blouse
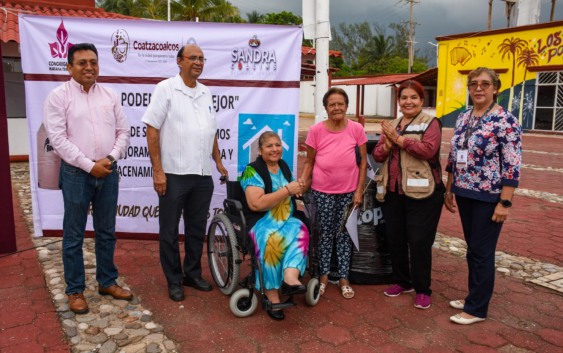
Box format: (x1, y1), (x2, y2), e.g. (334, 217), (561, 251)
(444, 67), (522, 325)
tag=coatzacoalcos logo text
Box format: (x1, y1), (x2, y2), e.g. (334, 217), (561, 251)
(231, 35), (277, 71)
(133, 41), (179, 51)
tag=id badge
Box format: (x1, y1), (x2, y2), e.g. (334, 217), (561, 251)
(457, 149), (468, 167)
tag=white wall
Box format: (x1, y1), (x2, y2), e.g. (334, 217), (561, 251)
(299, 80), (395, 117)
(8, 118), (29, 156)
(396, 106), (437, 119)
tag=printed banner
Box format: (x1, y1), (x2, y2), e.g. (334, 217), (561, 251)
(19, 15), (302, 238)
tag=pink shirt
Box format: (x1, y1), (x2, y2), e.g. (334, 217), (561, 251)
(306, 120), (368, 194)
(372, 119), (442, 194)
(43, 79), (130, 173)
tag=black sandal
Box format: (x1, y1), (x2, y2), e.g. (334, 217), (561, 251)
(281, 281), (307, 296)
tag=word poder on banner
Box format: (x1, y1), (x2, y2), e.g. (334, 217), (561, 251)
(19, 15), (303, 238)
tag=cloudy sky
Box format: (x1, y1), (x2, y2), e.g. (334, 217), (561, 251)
(229, 0), (563, 61)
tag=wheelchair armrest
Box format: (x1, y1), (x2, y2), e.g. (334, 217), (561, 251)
(293, 194), (311, 204)
(223, 199), (243, 212)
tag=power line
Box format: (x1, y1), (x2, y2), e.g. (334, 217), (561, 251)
(362, 0), (402, 22)
(375, 1), (409, 25)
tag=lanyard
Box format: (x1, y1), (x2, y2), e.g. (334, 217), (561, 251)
(463, 101), (496, 149)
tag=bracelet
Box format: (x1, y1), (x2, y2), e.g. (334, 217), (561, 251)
(284, 185), (291, 195)
(395, 135), (401, 144)
(444, 192), (451, 196)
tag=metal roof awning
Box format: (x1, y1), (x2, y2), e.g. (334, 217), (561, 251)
(334, 73), (418, 86)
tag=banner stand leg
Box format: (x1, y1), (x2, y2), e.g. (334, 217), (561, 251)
(0, 42), (18, 255)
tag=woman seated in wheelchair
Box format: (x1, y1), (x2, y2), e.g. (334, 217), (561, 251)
(240, 131), (309, 321)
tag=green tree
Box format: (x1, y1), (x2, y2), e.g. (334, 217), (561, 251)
(137, 0), (166, 19)
(171, 0), (240, 22)
(260, 11), (302, 25)
(357, 34), (394, 72)
(246, 10), (264, 23)
(388, 23), (408, 58)
(330, 21), (372, 66)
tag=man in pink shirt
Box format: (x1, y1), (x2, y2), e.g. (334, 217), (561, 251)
(43, 43), (131, 314)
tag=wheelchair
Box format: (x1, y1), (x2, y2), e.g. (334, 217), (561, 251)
(206, 177), (321, 317)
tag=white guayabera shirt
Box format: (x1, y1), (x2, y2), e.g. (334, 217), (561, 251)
(142, 74), (217, 176)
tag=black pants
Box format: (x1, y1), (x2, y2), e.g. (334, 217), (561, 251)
(158, 174), (214, 284)
(381, 185), (444, 295)
(456, 195), (503, 318)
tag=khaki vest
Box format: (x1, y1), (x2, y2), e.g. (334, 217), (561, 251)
(376, 112), (442, 202)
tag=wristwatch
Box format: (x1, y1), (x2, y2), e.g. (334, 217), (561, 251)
(107, 155), (117, 167)
(499, 199), (512, 208)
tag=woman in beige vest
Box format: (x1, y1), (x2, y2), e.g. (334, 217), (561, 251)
(372, 80), (444, 310)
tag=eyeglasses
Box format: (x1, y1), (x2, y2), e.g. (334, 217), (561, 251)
(181, 55), (207, 64)
(468, 81), (493, 90)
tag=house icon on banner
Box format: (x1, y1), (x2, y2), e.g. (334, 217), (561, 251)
(242, 125), (290, 165)
(237, 113), (296, 179)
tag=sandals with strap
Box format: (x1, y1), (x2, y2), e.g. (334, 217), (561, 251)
(341, 285), (355, 299)
(319, 283), (327, 296)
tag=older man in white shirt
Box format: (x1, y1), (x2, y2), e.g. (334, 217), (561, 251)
(142, 44), (228, 301)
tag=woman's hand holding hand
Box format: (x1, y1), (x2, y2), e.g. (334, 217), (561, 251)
(444, 193), (456, 213)
(287, 181), (303, 196)
(492, 203), (509, 223)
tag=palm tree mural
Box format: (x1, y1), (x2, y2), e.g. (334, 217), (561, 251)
(517, 47), (540, 83)
(497, 37), (528, 111)
(516, 47), (540, 123)
(498, 37), (528, 87)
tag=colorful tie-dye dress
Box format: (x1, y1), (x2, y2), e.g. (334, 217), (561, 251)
(240, 166), (309, 290)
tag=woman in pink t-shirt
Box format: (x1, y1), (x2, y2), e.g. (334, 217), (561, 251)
(299, 88), (368, 299)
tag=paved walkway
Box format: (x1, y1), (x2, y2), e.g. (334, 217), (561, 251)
(116, 240), (563, 352)
(0, 189), (70, 353)
(2, 120), (563, 352)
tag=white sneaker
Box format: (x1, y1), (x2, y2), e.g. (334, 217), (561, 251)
(450, 314), (485, 325)
(449, 300), (465, 310)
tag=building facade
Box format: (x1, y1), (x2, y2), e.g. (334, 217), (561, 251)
(436, 20), (563, 131)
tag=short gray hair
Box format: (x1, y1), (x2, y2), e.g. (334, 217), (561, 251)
(258, 131), (281, 150)
(467, 67), (502, 101)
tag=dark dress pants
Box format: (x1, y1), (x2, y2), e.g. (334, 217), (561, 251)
(381, 185), (444, 295)
(455, 195), (503, 318)
(159, 174), (214, 284)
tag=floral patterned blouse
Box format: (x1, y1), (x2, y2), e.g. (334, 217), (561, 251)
(445, 108), (522, 202)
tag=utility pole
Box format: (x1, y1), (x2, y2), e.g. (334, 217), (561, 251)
(551, 0), (557, 21)
(168, 0), (170, 21)
(502, 0), (517, 28)
(428, 42), (439, 67)
(314, 0), (330, 124)
(402, 0), (419, 74)
(488, 0), (493, 30)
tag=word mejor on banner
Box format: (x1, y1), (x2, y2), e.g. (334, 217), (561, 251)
(19, 15), (302, 237)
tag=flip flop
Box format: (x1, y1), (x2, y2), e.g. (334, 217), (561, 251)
(341, 285), (355, 299)
(320, 283), (327, 296)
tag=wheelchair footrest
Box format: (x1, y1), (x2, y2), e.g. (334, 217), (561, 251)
(263, 295), (297, 311)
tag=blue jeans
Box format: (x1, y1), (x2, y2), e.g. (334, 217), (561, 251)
(59, 160), (119, 295)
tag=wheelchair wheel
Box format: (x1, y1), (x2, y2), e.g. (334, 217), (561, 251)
(306, 278), (320, 306)
(207, 214), (240, 296)
(229, 289), (258, 318)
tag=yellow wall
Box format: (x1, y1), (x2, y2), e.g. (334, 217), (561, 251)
(437, 24), (563, 129)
